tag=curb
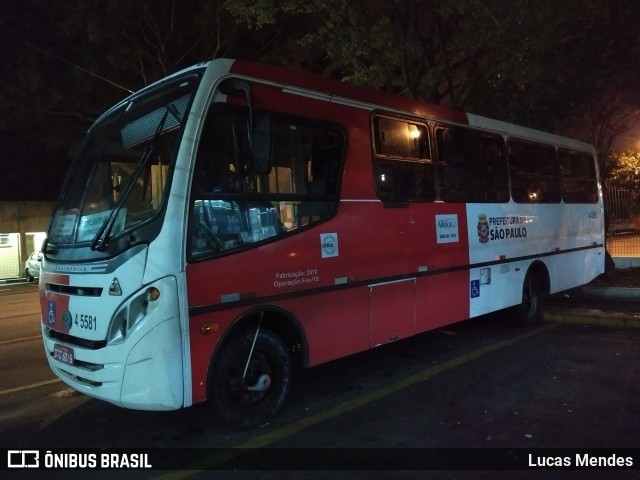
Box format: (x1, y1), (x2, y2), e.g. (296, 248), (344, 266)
(0, 278), (29, 285)
(544, 285), (640, 328)
(581, 286), (640, 300)
(545, 307), (640, 329)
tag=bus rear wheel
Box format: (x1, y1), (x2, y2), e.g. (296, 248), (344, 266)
(210, 328), (291, 428)
(514, 273), (543, 326)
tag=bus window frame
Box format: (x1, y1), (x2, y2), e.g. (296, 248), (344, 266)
(188, 103), (346, 262)
(371, 113), (435, 203)
(557, 148), (599, 204)
(507, 138), (562, 204)
(433, 124), (510, 204)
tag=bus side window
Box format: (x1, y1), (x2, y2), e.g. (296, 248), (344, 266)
(189, 106), (344, 260)
(435, 126), (508, 203)
(194, 112), (241, 194)
(297, 144), (342, 219)
(558, 149), (598, 203)
(508, 140), (561, 203)
(268, 122), (344, 228)
(372, 115), (434, 203)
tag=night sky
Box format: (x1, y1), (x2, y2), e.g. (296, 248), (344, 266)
(0, 2), (637, 204)
(0, 135), (70, 202)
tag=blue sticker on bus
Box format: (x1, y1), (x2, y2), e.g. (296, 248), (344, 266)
(47, 301), (56, 325)
(470, 280), (480, 298)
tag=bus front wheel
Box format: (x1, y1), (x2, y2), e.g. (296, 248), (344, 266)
(513, 273), (543, 326)
(210, 328), (291, 428)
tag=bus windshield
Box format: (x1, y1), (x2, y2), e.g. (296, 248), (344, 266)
(48, 73), (201, 251)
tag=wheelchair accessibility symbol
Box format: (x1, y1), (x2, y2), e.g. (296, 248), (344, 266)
(470, 280), (480, 298)
(47, 301), (56, 325)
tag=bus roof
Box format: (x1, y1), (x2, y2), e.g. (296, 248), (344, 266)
(226, 58), (595, 154)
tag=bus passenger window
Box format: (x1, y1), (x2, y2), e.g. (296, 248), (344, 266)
(374, 117), (430, 159)
(508, 140), (561, 203)
(435, 126), (508, 203)
(372, 116), (434, 202)
(374, 159), (435, 202)
(558, 149), (598, 203)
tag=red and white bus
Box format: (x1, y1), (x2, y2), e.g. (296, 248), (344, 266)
(40, 58), (604, 427)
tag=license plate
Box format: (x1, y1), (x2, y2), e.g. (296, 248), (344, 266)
(53, 343), (75, 366)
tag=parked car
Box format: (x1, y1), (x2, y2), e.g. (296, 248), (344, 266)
(25, 251), (42, 282)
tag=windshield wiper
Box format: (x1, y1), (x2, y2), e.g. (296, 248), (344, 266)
(90, 146), (153, 251)
(90, 104), (181, 251)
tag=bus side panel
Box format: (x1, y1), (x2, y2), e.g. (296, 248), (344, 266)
(465, 202), (605, 317)
(185, 198), (411, 389)
(276, 288), (371, 367)
(186, 201), (476, 398)
(408, 203), (471, 332)
(467, 203), (555, 317)
(186, 200), (422, 301)
(187, 309), (239, 404)
(415, 270), (470, 331)
(546, 203), (605, 292)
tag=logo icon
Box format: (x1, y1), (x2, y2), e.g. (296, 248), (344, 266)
(7, 450), (39, 468)
(320, 233), (339, 258)
(435, 214), (459, 244)
(62, 310), (73, 330)
(477, 214), (489, 244)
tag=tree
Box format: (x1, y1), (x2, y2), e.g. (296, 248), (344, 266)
(0, 0), (249, 199)
(547, 0), (640, 176)
(225, 0), (518, 105)
(608, 151), (640, 190)
(225, 0), (640, 161)
(2, 0), (640, 200)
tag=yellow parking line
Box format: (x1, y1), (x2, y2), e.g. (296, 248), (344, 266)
(0, 378), (61, 396)
(156, 324), (555, 479)
(0, 335), (42, 346)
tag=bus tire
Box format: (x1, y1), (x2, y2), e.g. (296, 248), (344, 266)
(210, 328), (291, 428)
(514, 273), (543, 326)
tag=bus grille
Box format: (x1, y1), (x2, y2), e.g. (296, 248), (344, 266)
(58, 368), (103, 387)
(46, 283), (103, 297)
(47, 328), (107, 349)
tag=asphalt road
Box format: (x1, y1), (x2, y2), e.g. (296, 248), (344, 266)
(1, 282), (639, 480)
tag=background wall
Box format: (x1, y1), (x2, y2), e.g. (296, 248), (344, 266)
(0, 201), (53, 279)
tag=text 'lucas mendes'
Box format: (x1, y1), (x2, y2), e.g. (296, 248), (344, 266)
(528, 453), (634, 468)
